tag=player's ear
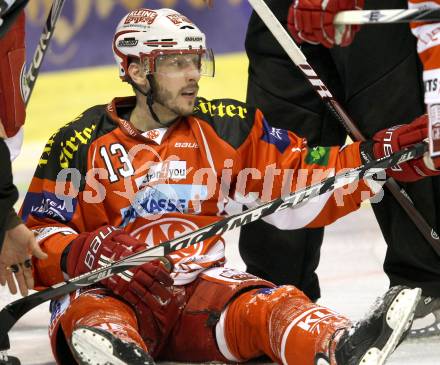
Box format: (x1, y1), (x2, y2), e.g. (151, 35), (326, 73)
(128, 61), (148, 89)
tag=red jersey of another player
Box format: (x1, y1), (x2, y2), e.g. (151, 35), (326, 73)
(22, 96), (370, 288)
(409, 0), (440, 104)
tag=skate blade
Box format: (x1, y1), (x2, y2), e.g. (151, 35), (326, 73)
(0, 354), (20, 365)
(407, 310), (440, 339)
(71, 327), (152, 365)
(358, 287), (421, 365)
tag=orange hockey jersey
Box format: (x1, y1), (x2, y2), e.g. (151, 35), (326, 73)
(22, 96), (370, 287)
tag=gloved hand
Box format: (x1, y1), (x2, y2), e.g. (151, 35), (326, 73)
(367, 115), (440, 182)
(287, 0), (364, 48)
(65, 225), (180, 356)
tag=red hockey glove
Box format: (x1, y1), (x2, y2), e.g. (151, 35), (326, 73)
(367, 115), (440, 182)
(287, 0), (364, 48)
(65, 226), (180, 356)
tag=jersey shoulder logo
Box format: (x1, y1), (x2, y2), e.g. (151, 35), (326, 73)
(37, 105), (109, 176)
(261, 118), (290, 153)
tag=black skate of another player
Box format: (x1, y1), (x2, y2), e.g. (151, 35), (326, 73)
(315, 286), (421, 365)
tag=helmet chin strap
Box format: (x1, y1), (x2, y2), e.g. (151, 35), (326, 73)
(129, 74), (172, 128)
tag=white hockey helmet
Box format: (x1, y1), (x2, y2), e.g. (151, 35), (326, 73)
(113, 8), (215, 82)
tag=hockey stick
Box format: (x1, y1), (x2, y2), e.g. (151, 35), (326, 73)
(334, 8), (440, 25)
(0, 141), (427, 353)
(248, 0), (440, 255)
(21, 0), (65, 105)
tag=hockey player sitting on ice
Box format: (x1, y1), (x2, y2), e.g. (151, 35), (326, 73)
(21, 8), (440, 365)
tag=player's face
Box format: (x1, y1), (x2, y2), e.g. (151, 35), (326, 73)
(153, 53), (201, 116)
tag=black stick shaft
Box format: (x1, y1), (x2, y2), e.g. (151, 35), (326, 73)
(334, 8), (440, 25)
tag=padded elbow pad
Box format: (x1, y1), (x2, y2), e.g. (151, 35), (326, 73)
(0, 11), (25, 137)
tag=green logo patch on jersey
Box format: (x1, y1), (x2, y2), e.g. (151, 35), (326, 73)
(305, 146), (330, 166)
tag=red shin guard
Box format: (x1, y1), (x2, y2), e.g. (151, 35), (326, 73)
(224, 286), (350, 364)
(59, 291), (148, 353)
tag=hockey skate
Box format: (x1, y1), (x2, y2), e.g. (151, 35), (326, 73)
(333, 286), (421, 365)
(70, 326), (155, 365)
(408, 296), (440, 339)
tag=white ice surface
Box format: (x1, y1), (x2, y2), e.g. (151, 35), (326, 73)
(1, 206), (439, 364)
